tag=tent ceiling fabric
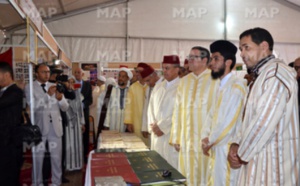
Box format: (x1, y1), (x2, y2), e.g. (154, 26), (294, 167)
(2, 0), (300, 64)
(286, 0), (300, 6)
(0, 4), (24, 29)
(32, 0), (120, 19)
(0, 0), (123, 30)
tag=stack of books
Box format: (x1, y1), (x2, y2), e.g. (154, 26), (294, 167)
(92, 131), (186, 185)
(97, 131), (149, 152)
(94, 176), (126, 186)
(91, 152), (140, 186)
(91, 151), (186, 186)
(127, 151), (186, 185)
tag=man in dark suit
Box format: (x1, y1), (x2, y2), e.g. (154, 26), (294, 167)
(0, 62), (23, 186)
(25, 63), (69, 185)
(74, 67), (92, 163)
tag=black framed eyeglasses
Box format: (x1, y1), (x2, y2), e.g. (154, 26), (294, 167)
(186, 55), (201, 60)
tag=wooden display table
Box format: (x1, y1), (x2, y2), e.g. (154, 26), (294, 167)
(85, 131), (186, 185)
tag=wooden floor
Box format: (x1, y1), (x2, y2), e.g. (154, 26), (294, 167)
(62, 170), (84, 186)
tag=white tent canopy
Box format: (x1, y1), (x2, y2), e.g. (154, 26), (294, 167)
(8, 0), (300, 64)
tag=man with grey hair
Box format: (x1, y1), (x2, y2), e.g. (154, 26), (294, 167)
(73, 67), (92, 163)
(90, 75), (106, 133)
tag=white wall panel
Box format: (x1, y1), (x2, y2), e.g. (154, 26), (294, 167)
(54, 36), (300, 64)
(273, 43), (300, 63)
(126, 38), (141, 62)
(97, 38), (126, 62)
(56, 37), (125, 62)
(71, 38), (98, 61)
(55, 37), (72, 59)
(227, 0), (300, 43)
(141, 39), (179, 62)
(128, 0), (224, 40)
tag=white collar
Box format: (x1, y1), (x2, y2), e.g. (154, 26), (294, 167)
(116, 84), (129, 89)
(76, 79), (82, 84)
(220, 72), (232, 90)
(37, 81), (48, 86)
(138, 81), (147, 87)
(166, 77), (179, 88)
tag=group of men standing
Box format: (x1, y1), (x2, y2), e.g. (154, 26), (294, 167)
(101, 27), (300, 186)
(0, 26), (299, 186)
(169, 27), (299, 185)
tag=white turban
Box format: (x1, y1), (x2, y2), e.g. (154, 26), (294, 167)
(119, 67), (133, 80)
(105, 77), (117, 87)
(68, 75), (76, 80)
(97, 75), (106, 82)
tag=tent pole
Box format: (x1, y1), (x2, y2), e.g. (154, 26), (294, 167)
(28, 63), (38, 186)
(125, 0), (129, 62)
(224, 0), (227, 40)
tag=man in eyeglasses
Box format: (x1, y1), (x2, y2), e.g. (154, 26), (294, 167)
(201, 40), (247, 186)
(169, 46), (219, 185)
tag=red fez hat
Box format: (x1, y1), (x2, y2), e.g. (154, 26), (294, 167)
(162, 55), (180, 65)
(140, 66), (154, 79)
(184, 59), (188, 65)
(120, 65), (128, 68)
(137, 62), (149, 69)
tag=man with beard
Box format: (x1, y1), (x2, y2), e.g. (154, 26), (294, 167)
(201, 40), (247, 186)
(124, 63), (149, 143)
(103, 67), (132, 132)
(228, 28), (299, 185)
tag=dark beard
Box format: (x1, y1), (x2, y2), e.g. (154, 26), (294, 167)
(211, 68), (225, 79)
(118, 81), (125, 86)
(246, 68), (252, 74)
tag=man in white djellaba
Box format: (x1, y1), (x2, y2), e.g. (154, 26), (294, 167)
(228, 27), (300, 186)
(201, 40), (247, 186)
(147, 55), (181, 169)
